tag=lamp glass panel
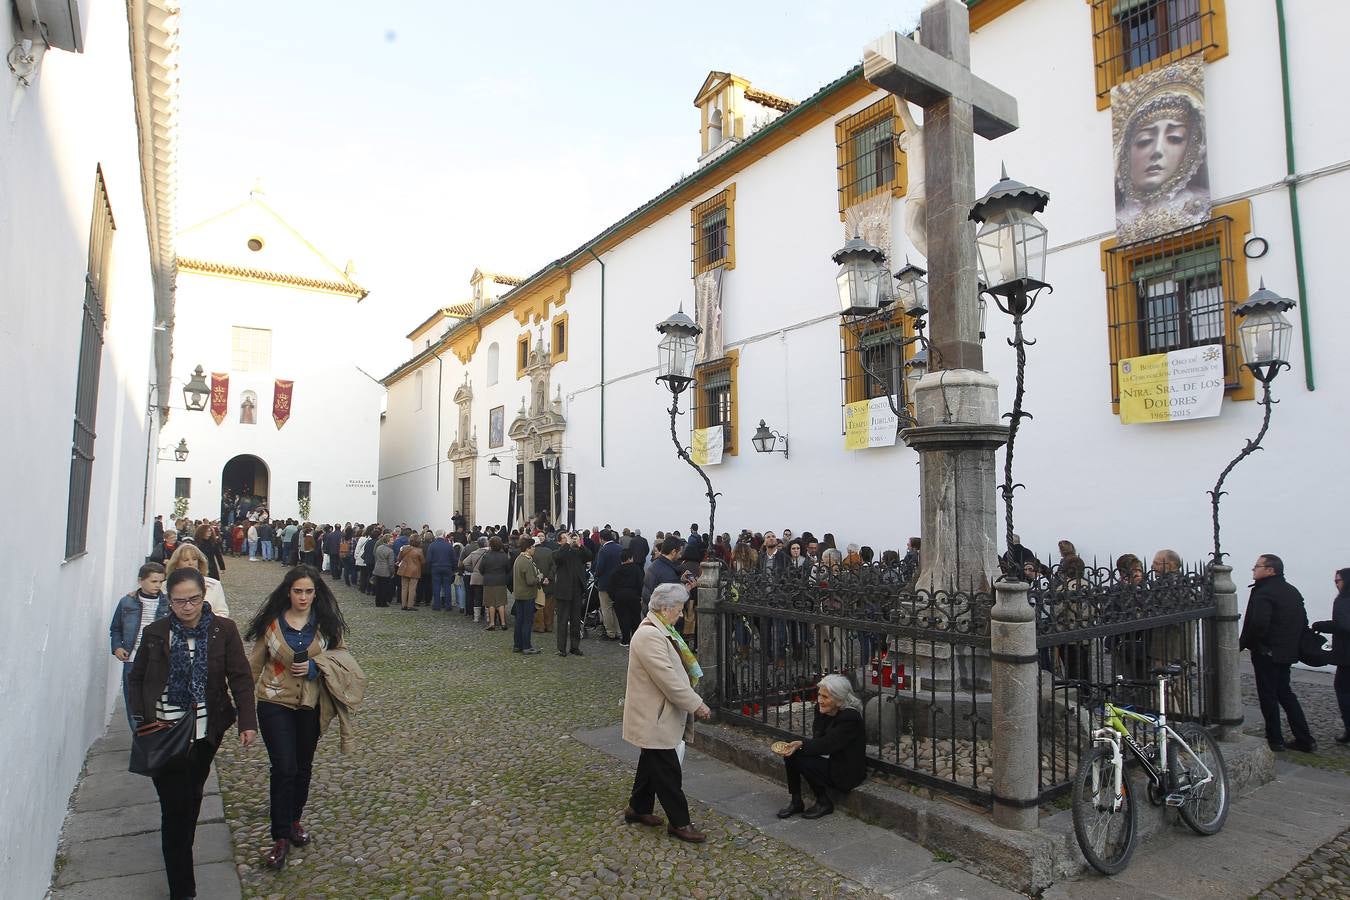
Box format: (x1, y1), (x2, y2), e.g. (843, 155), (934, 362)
(752, 430), (773, 453)
(1238, 308), (1292, 366)
(836, 257), (885, 314)
(975, 208), (1048, 288)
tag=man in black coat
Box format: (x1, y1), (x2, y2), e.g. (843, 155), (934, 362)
(552, 532), (592, 657)
(1239, 553), (1316, 752)
(629, 530), (650, 567)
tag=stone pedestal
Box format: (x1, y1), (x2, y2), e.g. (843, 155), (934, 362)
(990, 578), (1039, 830)
(695, 560), (723, 711)
(1209, 564), (1245, 740)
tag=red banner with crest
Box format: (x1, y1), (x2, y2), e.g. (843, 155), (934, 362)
(272, 379), (294, 429)
(210, 373), (229, 425)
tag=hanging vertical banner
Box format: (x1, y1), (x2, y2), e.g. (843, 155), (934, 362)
(690, 426), (724, 465)
(505, 480), (516, 529)
(693, 267), (724, 364)
(1118, 345), (1225, 424)
(1112, 58), (1209, 243)
(515, 463), (525, 525)
(552, 469), (563, 525)
(844, 396), (899, 450)
(272, 379), (294, 429)
(209, 373), (229, 425)
(566, 473), (576, 531)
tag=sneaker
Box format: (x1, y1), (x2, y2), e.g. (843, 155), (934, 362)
(522, 647), (541, 655)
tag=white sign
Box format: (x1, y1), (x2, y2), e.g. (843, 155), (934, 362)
(845, 396), (899, 450)
(691, 426), (724, 465)
(1118, 345), (1225, 424)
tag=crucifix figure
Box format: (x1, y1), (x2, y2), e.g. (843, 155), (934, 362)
(864, 0), (1017, 372)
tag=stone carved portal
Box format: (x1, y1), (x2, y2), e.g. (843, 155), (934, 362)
(509, 330), (566, 526)
(446, 374), (478, 522)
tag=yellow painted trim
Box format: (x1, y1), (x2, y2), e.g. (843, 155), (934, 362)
(1090, 0), (1229, 110)
(512, 268), (571, 326)
(691, 184), (736, 277)
(550, 311), (569, 365)
(516, 333), (531, 380)
(177, 258), (369, 299)
(969, 0), (1031, 30)
(694, 349), (740, 456)
(834, 96), (910, 220)
(450, 323), (481, 365)
(1100, 198), (1253, 414)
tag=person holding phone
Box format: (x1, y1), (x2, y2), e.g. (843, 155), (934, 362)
(245, 566), (350, 869)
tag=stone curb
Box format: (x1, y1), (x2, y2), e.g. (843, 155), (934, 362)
(688, 720), (1274, 894)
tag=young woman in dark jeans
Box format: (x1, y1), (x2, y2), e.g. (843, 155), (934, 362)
(245, 566), (348, 868)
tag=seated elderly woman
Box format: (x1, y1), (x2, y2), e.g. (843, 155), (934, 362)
(776, 673), (867, 819)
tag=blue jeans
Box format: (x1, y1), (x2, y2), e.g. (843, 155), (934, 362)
(261, 539), (274, 561)
(121, 660), (136, 728)
(248, 539), (259, 559)
(454, 578), (466, 611)
(257, 701), (321, 840)
(431, 569), (454, 610)
(513, 599), (536, 650)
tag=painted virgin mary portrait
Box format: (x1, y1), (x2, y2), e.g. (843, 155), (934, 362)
(1112, 59), (1210, 243)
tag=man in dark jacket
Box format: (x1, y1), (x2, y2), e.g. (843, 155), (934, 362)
(643, 537), (689, 614)
(322, 527), (343, 581)
(629, 529), (650, 567)
(426, 531), (457, 611)
(532, 534), (557, 634)
(593, 530), (623, 641)
(610, 547), (645, 645)
(552, 532), (592, 657)
(1239, 554), (1316, 752)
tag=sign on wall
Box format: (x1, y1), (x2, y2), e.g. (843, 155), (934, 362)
(844, 396), (898, 450)
(1118, 345), (1225, 424)
(691, 426), (724, 465)
(1112, 58), (1210, 243)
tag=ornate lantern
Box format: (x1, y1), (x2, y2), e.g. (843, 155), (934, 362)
(182, 365), (210, 412)
(541, 445), (558, 471)
(1234, 280), (1296, 382)
(893, 261), (929, 318)
(655, 307), (701, 393)
(970, 166), (1050, 311)
(488, 456), (501, 478)
(173, 439), (189, 462)
(833, 236), (889, 317)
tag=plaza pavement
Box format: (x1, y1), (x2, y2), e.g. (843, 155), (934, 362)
(48, 558), (1350, 898)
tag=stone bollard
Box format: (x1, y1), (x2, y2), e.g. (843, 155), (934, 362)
(990, 577), (1039, 830)
(695, 559), (723, 714)
(1209, 564), (1244, 740)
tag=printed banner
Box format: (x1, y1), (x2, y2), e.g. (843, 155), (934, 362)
(690, 426), (724, 466)
(1113, 58), (1209, 243)
(515, 463), (525, 524)
(209, 373), (228, 425)
(272, 379), (294, 429)
(1118, 345), (1225, 424)
(844, 396), (899, 450)
(506, 479), (517, 530)
(566, 473), (576, 531)
(694, 267), (724, 365)
(552, 465), (563, 523)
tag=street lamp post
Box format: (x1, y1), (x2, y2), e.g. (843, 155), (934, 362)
(541, 445), (559, 526)
(971, 166), (1051, 573)
(1208, 282), (1297, 564)
(655, 307), (719, 539)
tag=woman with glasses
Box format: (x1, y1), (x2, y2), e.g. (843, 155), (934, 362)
(245, 566), (351, 869)
(128, 568), (257, 900)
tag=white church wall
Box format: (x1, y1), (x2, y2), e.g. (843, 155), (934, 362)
(0, 4), (162, 896)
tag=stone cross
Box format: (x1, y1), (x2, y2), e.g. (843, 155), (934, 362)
(864, 0), (1018, 372)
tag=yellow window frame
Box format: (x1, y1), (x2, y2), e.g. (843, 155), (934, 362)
(516, 333), (531, 379)
(550, 312), (569, 365)
(1089, 0), (1229, 110)
(691, 185), (736, 277)
(840, 306), (918, 415)
(693, 349), (739, 456)
(835, 96), (908, 219)
(1100, 198), (1254, 413)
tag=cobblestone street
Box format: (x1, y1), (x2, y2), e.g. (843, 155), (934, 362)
(212, 562), (879, 899)
(1241, 669), (1350, 776)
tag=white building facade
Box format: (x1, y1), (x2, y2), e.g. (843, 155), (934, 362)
(379, 0), (1346, 621)
(154, 195), (383, 526)
(0, 0), (181, 894)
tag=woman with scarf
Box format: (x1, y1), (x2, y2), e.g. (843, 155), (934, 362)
(1312, 567), (1350, 744)
(245, 566), (350, 869)
(620, 582), (711, 843)
(128, 567), (257, 900)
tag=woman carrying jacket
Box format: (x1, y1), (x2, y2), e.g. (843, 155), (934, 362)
(372, 533), (394, 607)
(477, 536), (512, 631)
(129, 567), (257, 900)
(109, 562), (168, 727)
(1313, 567), (1350, 744)
(245, 566), (350, 869)
(395, 533), (425, 611)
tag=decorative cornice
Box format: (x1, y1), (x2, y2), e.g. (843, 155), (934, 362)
(177, 257), (369, 299)
(744, 87), (796, 113)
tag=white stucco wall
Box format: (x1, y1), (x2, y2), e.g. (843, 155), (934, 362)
(0, 5), (163, 896)
(154, 273), (382, 525)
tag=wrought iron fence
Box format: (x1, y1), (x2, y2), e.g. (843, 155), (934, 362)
(1032, 561), (1217, 803)
(715, 564), (995, 805)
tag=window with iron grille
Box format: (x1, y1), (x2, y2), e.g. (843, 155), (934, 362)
(174, 477), (191, 499)
(835, 97), (907, 215)
(297, 480), (311, 500)
(838, 308), (917, 429)
(65, 168), (115, 559)
(1101, 201), (1254, 409)
(692, 352), (738, 455)
(691, 186), (735, 276)
(1089, 0), (1226, 109)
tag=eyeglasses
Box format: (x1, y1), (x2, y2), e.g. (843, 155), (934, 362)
(170, 594), (205, 607)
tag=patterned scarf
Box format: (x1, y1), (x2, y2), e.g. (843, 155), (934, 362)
(664, 621), (703, 688)
(166, 608), (212, 708)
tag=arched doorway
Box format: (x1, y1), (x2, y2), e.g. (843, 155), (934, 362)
(222, 454), (269, 522)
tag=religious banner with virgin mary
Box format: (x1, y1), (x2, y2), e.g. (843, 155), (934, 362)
(693, 267), (724, 365)
(272, 379), (294, 429)
(1112, 58), (1210, 243)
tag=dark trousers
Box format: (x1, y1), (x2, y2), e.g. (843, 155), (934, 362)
(373, 575), (393, 607)
(784, 753), (834, 800)
(1335, 665), (1350, 734)
(151, 738), (218, 900)
(328, 554), (342, 581)
(628, 747), (689, 828)
(357, 566), (371, 594)
(614, 597), (641, 643)
(257, 701), (321, 840)
(431, 569), (454, 609)
(556, 596), (582, 653)
(343, 556), (357, 586)
(283, 540), (296, 565)
(1251, 654), (1313, 747)
(513, 599), (536, 650)
(416, 571), (431, 605)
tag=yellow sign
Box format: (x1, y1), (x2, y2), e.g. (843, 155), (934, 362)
(844, 396), (899, 450)
(1118, 346), (1225, 424)
(691, 426), (724, 465)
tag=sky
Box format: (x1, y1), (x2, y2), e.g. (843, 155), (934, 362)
(176, 0), (923, 375)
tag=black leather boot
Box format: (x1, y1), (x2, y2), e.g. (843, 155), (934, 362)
(776, 795), (804, 819)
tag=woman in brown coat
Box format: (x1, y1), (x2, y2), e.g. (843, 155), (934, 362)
(396, 533), (425, 611)
(129, 567), (257, 900)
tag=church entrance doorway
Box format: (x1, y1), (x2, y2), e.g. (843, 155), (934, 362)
(222, 454), (269, 524)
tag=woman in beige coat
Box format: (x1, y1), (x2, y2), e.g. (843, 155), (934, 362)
(621, 583), (711, 843)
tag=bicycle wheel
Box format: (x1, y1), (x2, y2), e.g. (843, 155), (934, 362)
(1169, 723), (1229, 835)
(1072, 745), (1138, 875)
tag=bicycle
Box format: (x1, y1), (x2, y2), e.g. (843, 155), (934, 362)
(1061, 662), (1230, 875)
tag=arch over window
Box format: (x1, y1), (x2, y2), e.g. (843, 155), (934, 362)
(486, 342), (500, 386)
(239, 390), (258, 425)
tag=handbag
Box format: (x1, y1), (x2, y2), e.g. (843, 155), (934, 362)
(129, 709), (196, 776)
(1298, 627), (1331, 667)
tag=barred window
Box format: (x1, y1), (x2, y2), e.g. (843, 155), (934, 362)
(174, 477), (191, 499)
(839, 307), (917, 421)
(1089, 0), (1226, 109)
(691, 186), (736, 276)
(66, 167), (115, 559)
(230, 326), (272, 372)
(835, 97), (906, 215)
(693, 352), (739, 455)
(1102, 200), (1254, 409)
